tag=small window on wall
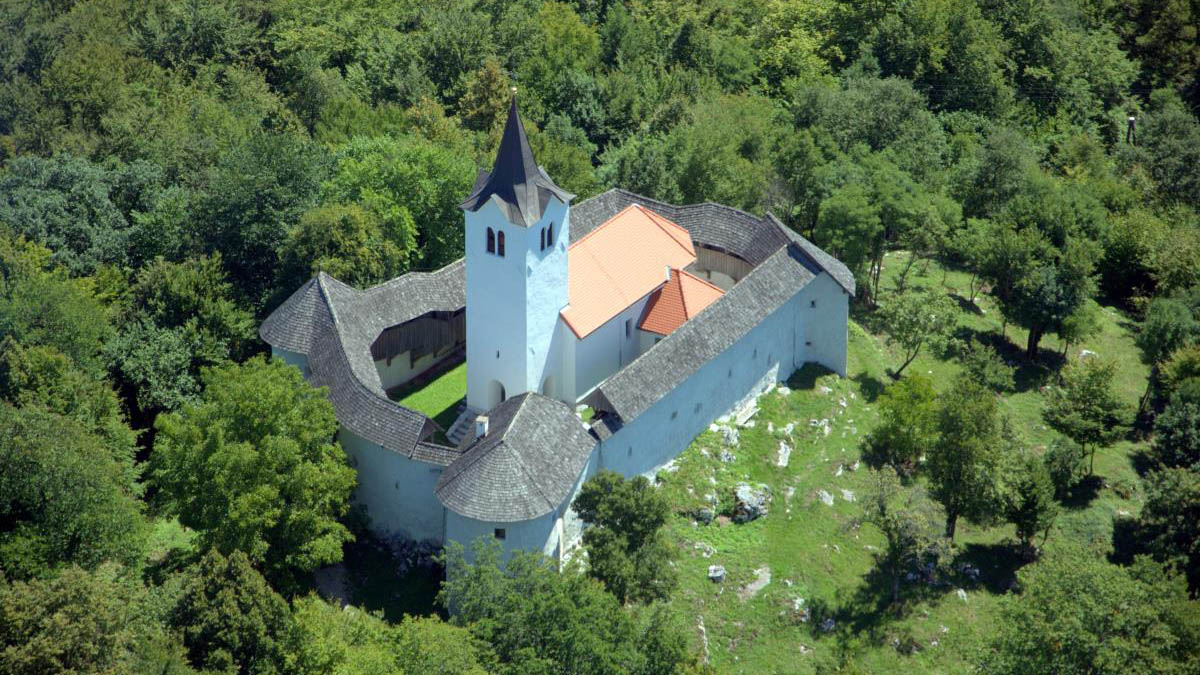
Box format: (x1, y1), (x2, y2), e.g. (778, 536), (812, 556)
(540, 228), (545, 251)
(547, 222), (554, 247)
(497, 231), (506, 257)
(494, 528), (506, 540)
(625, 319), (632, 338)
(811, 299), (817, 308)
(486, 227), (495, 254)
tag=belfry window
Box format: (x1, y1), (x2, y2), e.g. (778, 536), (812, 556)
(540, 228), (545, 251)
(497, 231), (506, 257)
(486, 227), (495, 254)
(546, 222), (554, 247)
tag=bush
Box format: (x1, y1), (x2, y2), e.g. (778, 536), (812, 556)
(1044, 439), (1084, 499)
(1152, 397), (1200, 469)
(958, 339), (1015, 392)
(864, 374), (938, 477)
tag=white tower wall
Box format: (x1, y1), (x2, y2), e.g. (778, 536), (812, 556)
(465, 197), (570, 411)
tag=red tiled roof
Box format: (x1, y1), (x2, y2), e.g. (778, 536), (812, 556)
(638, 268), (725, 336)
(560, 205), (697, 338)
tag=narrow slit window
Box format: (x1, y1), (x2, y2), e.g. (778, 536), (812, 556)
(547, 222), (554, 247)
(497, 231), (506, 257)
(486, 227), (495, 254)
(625, 319), (632, 338)
(540, 228), (545, 251)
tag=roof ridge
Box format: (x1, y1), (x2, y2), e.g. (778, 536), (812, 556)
(567, 203), (640, 251)
(505, 399), (558, 513)
(639, 206), (695, 257)
(671, 269), (689, 318)
(677, 267), (725, 296)
(315, 273), (340, 326)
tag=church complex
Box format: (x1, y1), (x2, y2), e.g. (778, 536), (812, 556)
(261, 100), (854, 558)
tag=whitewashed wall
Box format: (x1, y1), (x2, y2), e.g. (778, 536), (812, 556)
(464, 198), (570, 411)
(339, 430), (446, 542)
(271, 347), (309, 376)
(569, 292), (654, 401)
(597, 271), (848, 478)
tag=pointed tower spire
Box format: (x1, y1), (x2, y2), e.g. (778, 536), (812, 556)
(460, 91), (574, 227)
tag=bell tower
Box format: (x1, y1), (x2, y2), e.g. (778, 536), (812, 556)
(460, 95), (574, 412)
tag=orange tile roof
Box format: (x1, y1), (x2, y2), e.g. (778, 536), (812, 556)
(561, 205), (697, 338)
(639, 268), (725, 336)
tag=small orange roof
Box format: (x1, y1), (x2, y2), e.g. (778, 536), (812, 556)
(561, 205), (696, 338)
(639, 268), (725, 336)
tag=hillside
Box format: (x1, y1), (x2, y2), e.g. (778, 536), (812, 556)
(660, 254), (1151, 672)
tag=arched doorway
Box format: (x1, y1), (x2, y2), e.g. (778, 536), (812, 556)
(488, 380), (506, 409)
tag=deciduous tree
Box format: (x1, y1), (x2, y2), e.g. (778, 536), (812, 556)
(982, 548), (1200, 674)
(0, 405), (147, 579)
(152, 357), (356, 587)
(864, 373), (938, 476)
(572, 470), (676, 604)
(1139, 467), (1200, 592)
(877, 288), (959, 377)
(1042, 358), (1128, 475)
(171, 549), (291, 675)
(928, 379), (1005, 540)
(859, 466), (944, 603)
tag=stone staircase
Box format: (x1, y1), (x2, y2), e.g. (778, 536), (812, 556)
(444, 402), (479, 447)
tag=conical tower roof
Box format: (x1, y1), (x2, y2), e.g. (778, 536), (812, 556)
(459, 97), (574, 227)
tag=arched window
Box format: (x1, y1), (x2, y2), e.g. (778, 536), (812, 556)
(546, 222), (554, 247)
(497, 230), (506, 257)
(486, 227), (495, 254)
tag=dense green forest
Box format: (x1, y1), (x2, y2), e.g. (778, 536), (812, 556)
(1, 0), (1199, 672)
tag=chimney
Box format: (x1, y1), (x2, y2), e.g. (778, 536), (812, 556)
(474, 415), (489, 439)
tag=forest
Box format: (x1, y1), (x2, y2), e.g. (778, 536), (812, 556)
(0, 0), (1198, 672)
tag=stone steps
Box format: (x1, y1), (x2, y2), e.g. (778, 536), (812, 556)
(444, 402), (477, 446)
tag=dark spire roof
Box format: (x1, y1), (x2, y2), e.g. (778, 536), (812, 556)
(459, 96), (574, 227)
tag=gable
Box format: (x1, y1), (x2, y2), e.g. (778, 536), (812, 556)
(560, 204), (697, 339)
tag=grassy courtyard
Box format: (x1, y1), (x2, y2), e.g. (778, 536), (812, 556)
(390, 360), (467, 440)
(657, 254), (1149, 673)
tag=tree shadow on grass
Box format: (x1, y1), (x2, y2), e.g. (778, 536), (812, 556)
(1128, 446), (1159, 477)
(821, 540), (1032, 646)
(851, 372), (886, 402)
(826, 565), (946, 645)
(1062, 474), (1104, 510)
(952, 326), (1064, 392)
(342, 535), (444, 620)
(952, 542), (1030, 595)
(950, 292), (984, 316)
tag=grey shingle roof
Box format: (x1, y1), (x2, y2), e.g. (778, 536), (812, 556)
(459, 99), (574, 227)
(572, 189), (787, 266)
(435, 393), (597, 522)
(259, 277), (324, 353)
(259, 263), (467, 465)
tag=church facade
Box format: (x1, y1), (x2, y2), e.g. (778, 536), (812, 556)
(261, 100), (854, 559)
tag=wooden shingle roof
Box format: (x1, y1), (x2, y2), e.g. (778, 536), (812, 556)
(434, 394), (596, 521)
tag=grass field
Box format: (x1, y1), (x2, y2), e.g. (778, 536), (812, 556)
(659, 254), (1149, 673)
(391, 360), (467, 440)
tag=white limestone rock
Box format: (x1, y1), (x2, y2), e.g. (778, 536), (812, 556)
(776, 441), (792, 467)
(708, 565), (727, 583)
(817, 490), (834, 506)
(733, 483), (771, 523)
